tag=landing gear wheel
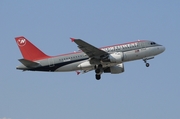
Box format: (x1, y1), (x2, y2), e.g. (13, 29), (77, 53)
(96, 74), (101, 80)
(143, 59), (150, 67)
(146, 63), (150, 67)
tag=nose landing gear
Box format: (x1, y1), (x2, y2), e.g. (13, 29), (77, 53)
(143, 59), (150, 67)
(143, 57), (154, 67)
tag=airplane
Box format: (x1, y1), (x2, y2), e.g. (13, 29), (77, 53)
(15, 36), (165, 80)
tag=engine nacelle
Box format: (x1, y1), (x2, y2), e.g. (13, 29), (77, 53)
(109, 52), (124, 63)
(104, 63), (124, 74)
(103, 52), (124, 63)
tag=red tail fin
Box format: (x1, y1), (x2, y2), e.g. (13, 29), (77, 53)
(15, 36), (50, 61)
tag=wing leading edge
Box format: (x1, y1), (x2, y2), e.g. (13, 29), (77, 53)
(71, 38), (108, 59)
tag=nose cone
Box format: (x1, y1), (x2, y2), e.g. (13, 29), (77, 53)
(160, 46), (165, 53)
(157, 45), (165, 54)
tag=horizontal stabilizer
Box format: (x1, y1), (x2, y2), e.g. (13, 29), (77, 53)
(18, 59), (41, 68)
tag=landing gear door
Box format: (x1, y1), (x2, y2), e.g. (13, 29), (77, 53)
(48, 58), (54, 67)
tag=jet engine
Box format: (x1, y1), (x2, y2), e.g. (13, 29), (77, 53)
(104, 63), (124, 74)
(102, 52), (124, 63)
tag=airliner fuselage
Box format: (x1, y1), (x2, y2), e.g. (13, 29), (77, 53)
(15, 37), (165, 80)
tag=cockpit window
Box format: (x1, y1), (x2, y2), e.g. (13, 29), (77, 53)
(150, 42), (156, 45)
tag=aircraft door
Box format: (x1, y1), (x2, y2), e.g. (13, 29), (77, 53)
(48, 58), (54, 67)
(141, 42), (146, 50)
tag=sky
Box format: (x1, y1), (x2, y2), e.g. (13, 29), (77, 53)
(0, 0), (180, 119)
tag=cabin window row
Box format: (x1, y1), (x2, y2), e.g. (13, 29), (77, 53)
(104, 44), (139, 52)
(59, 55), (86, 61)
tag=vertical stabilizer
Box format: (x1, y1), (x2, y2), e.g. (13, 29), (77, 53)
(15, 36), (50, 61)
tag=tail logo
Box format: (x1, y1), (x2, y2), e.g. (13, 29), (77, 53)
(17, 38), (26, 46)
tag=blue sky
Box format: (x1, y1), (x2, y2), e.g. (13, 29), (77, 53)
(0, 0), (180, 119)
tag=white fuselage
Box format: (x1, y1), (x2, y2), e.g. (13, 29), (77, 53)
(17, 40), (165, 72)
(15, 36), (165, 80)
(45, 40), (165, 72)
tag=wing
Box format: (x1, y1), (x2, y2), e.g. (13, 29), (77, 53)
(71, 38), (108, 59)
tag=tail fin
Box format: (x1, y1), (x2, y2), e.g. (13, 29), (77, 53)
(15, 36), (50, 61)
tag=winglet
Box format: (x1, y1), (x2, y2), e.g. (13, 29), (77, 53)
(70, 37), (75, 42)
